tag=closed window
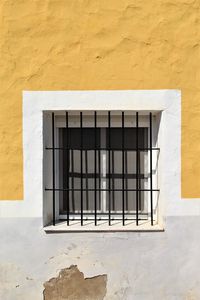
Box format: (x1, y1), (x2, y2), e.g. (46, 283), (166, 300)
(45, 111), (160, 229)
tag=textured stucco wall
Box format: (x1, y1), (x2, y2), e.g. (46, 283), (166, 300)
(1, 0), (200, 199)
(1, 217), (200, 300)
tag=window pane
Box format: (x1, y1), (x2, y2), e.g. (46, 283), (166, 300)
(106, 128), (148, 149)
(63, 128), (101, 149)
(60, 126), (148, 216)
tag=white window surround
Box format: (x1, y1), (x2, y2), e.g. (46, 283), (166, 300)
(1, 90), (200, 229)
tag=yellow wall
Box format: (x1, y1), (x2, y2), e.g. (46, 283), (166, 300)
(0, 0), (200, 199)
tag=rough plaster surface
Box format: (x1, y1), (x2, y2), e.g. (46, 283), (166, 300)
(1, 0), (200, 198)
(43, 265), (107, 300)
(1, 217), (200, 300)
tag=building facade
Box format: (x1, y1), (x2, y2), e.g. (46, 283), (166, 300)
(1, 1), (200, 299)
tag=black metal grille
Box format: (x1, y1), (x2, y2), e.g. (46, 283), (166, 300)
(45, 111), (160, 226)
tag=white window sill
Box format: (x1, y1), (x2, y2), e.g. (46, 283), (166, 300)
(44, 220), (164, 233)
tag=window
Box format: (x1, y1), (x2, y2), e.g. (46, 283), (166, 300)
(21, 90), (180, 231)
(45, 111), (160, 229)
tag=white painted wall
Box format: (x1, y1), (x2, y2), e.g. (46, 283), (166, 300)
(1, 216), (200, 300)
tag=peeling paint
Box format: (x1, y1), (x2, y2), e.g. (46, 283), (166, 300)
(43, 265), (107, 300)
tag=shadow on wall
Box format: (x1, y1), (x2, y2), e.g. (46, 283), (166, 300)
(43, 265), (107, 300)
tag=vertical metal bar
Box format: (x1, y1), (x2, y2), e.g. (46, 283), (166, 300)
(66, 112), (69, 226)
(138, 150), (141, 211)
(108, 111), (111, 225)
(122, 112), (125, 225)
(85, 150), (89, 210)
(94, 111), (97, 225)
(112, 150), (115, 211)
(71, 149), (75, 211)
(150, 112), (153, 225)
(136, 112), (139, 226)
(52, 112), (56, 225)
(98, 147), (101, 211)
(80, 112), (83, 225)
(125, 150), (128, 211)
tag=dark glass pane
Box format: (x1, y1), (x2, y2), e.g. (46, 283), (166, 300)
(63, 128), (101, 149)
(106, 128), (148, 149)
(60, 126), (148, 215)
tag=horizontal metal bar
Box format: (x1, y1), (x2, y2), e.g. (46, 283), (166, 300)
(60, 212), (149, 216)
(46, 147), (160, 151)
(59, 218), (149, 221)
(67, 173), (147, 179)
(45, 188), (160, 192)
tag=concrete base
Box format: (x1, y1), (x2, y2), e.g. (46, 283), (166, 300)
(0, 217), (200, 300)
